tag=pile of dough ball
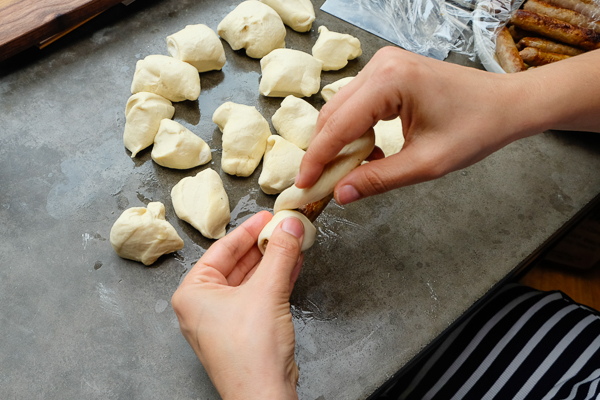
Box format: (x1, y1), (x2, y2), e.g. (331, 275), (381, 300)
(111, 0), (404, 265)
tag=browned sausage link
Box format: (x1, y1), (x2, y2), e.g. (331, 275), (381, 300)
(508, 25), (538, 41)
(297, 193), (334, 223)
(510, 10), (600, 50)
(524, 0), (600, 34)
(519, 46), (572, 65)
(517, 36), (585, 55)
(495, 26), (527, 72)
(544, 0), (600, 21)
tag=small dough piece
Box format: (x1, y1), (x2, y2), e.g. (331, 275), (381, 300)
(167, 24), (226, 73)
(151, 119), (211, 169)
(259, 49), (322, 97)
(123, 92), (175, 157)
(259, 0), (315, 32)
(213, 102), (271, 177)
(321, 76), (354, 102)
(259, 136), (305, 194)
(110, 202), (184, 266)
(274, 129), (375, 213)
(312, 26), (362, 71)
(131, 55), (201, 102)
(272, 96), (318, 150)
(257, 210), (316, 254)
(374, 118), (405, 157)
(171, 169), (231, 239)
(217, 1), (286, 59)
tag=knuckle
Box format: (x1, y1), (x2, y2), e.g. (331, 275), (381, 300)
(267, 234), (301, 257)
(361, 167), (391, 195)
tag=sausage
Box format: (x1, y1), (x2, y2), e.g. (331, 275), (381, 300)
(543, 0), (600, 21)
(524, 0), (600, 34)
(510, 10), (600, 50)
(519, 46), (572, 65)
(517, 36), (585, 55)
(508, 25), (538, 41)
(495, 27), (527, 72)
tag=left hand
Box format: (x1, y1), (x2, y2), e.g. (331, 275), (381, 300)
(171, 211), (305, 400)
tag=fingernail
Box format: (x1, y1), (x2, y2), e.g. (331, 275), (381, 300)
(281, 217), (304, 239)
(337, 185), (361, 204)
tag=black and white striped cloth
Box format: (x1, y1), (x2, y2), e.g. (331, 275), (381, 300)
(394, 284), (600, 400)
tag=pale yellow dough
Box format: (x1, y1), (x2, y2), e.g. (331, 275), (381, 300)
(257, 210), (316, 254)
(151, 119), (212, 169)
(374, 118), (405, 157)
(131, 55), (201, 102)
(213, 102), (271, 177)
(171, 169), (231, 239)
(272, 95), (318, 150)
(259, 49), (322, 97)
(259, 0), (315, 32)
(312, 26), (362, 71)
(258, 136), (305, 195)
(123, 92), (175, 157)
(321, 76), (354, 102)
(110, 202), (184, 266)
(167, 24), (226, 73)
(217, 1), (286, 59)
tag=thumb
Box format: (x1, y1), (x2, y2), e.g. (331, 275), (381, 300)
(250, 217), (304, 294)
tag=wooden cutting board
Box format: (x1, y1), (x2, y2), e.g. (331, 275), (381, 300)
(0, 0), (124, 62)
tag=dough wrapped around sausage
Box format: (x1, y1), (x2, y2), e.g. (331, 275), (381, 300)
(257, 210), (316, 254)
(217, 1), (286, 59)
(271, 95), (318, 150)
(213, 102), (271, 177)
(258, 135), (305, 195)
(274, 129), (375, 213)
(312, 26), (362, 71)
(171, 169), (231, 239)
(167, 24), (226, 72)
(151, 119), (211, 169)
(259, 49), (323, 97)
(110, 202), (184, 266)
(123, 92), (175, 157)
(259, 0), (315, 32)
(321, 76), (354, 102)
(131, 55), (201, 102)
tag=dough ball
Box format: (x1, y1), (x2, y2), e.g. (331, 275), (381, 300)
(213, 102), (271, 177)
(167, 24), (226, 73)
(131, 55), (201, 102)
(312, 26), (362, 71)
(259, 0), (315, 32)
(259, 135), (305, 195)
(217, 1), (286, 59)
(274, 129), (375, 213)
(151, 119), (211, 169)
(259, 49), (322, 97)
(123, 92), (175, 157)
(374, 118), (405, 157)
(321, 76), (354, 102)
(171, 169), (231, 239)
(110, 202), (184, 266)
(257, 210), (316, 254)
(272, 95), (318, 150)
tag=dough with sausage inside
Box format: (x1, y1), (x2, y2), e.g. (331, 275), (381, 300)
(257, 210), (316, 254)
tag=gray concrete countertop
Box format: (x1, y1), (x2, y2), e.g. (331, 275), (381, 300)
(1, 0), (600, 399)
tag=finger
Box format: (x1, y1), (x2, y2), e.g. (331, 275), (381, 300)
(314, 74), (367, 135)
(250, 217), (304, 295)
(289, 254), (304, 293)
(226, 246), (263, 287)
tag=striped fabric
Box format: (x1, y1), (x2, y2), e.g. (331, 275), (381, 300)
(395, 284), (600, 400)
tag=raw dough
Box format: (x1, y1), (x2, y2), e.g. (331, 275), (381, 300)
(131, 55), (201, 102)
(258, 135), (305, 195)
(274, 129), (375, 213)
(151, 119), (211, 169)
(123, 92), (175, 157)
(321, 76), (354, 102)
(271, 95), (318, 150)
(374, 118), (405, 157)
(217, 1), (286, 59)
(259, 49), (322, 97)
(312, 26), (362, 71)
(213, 102), (271, 177)
(167, 24), (226, 73)
(259, 0), (315, 32)
(257, 210), (316, 254)
(171, 169), (230, 239)
(110, 202), (184, 266)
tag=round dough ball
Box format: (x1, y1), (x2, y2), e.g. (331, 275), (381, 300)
(167, 24), (226, 73)
(257, 210), (316, 254)
(259, 0), (315, 32)
(312, 26), (362, 71)
(272, 95), (318, 150)
(259, 49), (322, 97)
(131, 55), (201, 102)
(151, 119), (212, 169)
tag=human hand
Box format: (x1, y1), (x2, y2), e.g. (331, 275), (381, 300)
(171, 211), (305, 400)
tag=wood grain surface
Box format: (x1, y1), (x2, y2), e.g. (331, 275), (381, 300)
(0, 0), (123, 61)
